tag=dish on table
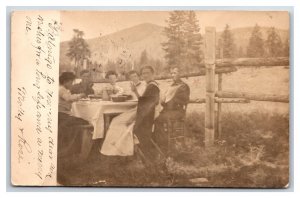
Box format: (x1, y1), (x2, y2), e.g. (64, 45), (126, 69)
(79, 98), (90, 101)
(88, 94), (102, 99)
(111, 95), (127, 102)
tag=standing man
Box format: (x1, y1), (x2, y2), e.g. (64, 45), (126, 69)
(133, 66), (160, 164)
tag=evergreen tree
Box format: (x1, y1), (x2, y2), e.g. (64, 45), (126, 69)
(238, 46), (244, 58)
(282, 38), (290, 57)
(182, 11), (203, 72)
(216, 38), (223, 59)
(105, 59), (116, 72)
(265, 27), (283, 57)
(139, 49), (149, 66)
(162, 11), (186, 70)
(221, 24), (235, 58)
(247, 24), (265, 58)
(162, 11), (202, 72)
(67, 29), (91, 76)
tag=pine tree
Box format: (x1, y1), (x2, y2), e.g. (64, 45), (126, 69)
(216, 38), (223, 59)
(139, 49), (149, 66)
(282, 38), (290, 57)
(238, 46), (244, 58)
(221, 24), (235, 58)
(265, 27), (283, 57)
(162, 11), (202, 73)
(182, 11), (203, 72)
(162, 11), (186, 70)
(247, 24), (265, 58)
(67, 29), (91, 76)
(105, 59), (116, 72)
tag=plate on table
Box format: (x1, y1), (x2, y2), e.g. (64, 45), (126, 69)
(127, 99), (138, 102)
(121, 94), (133, 100)
(88, 94), (102, 100)
(111, 95), (127, 102)
(79, 98), (90, 102)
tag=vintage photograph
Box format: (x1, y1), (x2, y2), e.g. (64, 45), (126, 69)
(56, 10), (290, 187)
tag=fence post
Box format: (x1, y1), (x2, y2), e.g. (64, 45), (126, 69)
(217, 74), (222, 139)
(217, 41), (224, 139)
(204, 27), (216, 147)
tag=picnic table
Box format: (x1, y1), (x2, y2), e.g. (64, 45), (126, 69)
(71, 99), (138, 139)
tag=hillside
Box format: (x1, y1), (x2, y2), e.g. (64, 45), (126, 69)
(60, 23), (166, 69)
(60, 23), (289, 70)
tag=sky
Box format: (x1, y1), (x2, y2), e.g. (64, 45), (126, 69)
(60, 11), (290, 41)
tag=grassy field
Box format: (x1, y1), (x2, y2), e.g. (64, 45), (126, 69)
(58, 110), (289, 187)
(58, 66), (289, 187)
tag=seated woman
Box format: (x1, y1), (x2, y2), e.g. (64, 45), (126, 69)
(57, 72), (94, 183)
(101, 70), (124, 100)
(100, 70), (146, 156)
(58, 72), (95, 157)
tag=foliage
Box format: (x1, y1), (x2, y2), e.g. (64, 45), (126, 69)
(134, 50), (164, 75)
(139, 49), (149, 66)
(265, 27), (283, 57)
(220, 24), (236, 58)
(66, 29), (91, 76)
(247, 24), (265, 58)
(182, 11), (203, 72)
(282, 39), (290, 57)
(162, 11), (203, 73)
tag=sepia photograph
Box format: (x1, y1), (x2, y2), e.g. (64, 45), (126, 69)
(56, 10), (290, 187)
(10, 10), (290, 188)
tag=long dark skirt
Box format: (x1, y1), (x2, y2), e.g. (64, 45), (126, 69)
(57, 112), (92, 183)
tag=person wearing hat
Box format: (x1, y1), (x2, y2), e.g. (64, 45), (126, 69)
(57, 72), (93, 183)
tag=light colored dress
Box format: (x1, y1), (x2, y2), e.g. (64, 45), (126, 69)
(100, 81), (146, 156)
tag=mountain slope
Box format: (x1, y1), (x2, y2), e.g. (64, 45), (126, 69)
(60, 23), (289, 70)
(60, 23), (166, 68)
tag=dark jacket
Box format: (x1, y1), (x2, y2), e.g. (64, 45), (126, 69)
(161, 79), (190, 111)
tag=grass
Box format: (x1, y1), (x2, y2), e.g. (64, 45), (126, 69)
(58, 111), (289, 188)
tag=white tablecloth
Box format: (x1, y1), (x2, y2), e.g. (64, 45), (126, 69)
(71, 100), (138, 139)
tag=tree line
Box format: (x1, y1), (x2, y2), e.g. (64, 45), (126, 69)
(65, 11), (289, 77)
(217, 24), (289, 59)
(161, 11), (289, 75)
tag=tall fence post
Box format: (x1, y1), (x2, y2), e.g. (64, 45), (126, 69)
(217, 74), (222, 139)
(204, 27), (216, 147)
(217, 42), (224, 139)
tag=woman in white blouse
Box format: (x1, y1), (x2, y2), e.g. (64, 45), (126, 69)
(100, 70), (146, 156)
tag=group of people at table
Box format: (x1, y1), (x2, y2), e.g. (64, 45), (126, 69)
(58, 65), (190, 167)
